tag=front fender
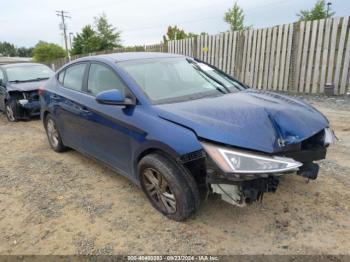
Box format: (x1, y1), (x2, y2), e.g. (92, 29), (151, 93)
(129, 113), (203, 181)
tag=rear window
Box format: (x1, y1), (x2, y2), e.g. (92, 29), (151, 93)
(63, 63), (86, 91)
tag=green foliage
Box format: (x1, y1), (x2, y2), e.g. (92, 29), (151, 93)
(297, 0), (335, 21)
(162, 26), (205, 43)
(0, 42), (33, 57)
(32, 41), (66, 62)
(17, 47), (33, 57)
(71, 14), (122, 55)
(163, 26), (187, 43)
(224, 2), (246, 31)
(0, 42), (17, 56)
(71, 25), (101, 55)
(94, 14), (122, 50)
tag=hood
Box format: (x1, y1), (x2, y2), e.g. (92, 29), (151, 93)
(156, 90), (329, 153)
(7, 80), (47, 92)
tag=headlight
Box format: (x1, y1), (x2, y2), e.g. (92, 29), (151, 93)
(202, 142), (302, 174)
(323, 128), (336, 146)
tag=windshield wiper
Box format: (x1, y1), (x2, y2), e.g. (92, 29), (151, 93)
(26, 77), (50, 82)
(186, 58), (230, 94)
(9, 77), (49, 83)
(9, 80), (23, 83)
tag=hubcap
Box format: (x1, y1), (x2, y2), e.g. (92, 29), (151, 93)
(142, 168), (177, 214)
(6, 105), (15, 121)
(47, 119), (59, 148)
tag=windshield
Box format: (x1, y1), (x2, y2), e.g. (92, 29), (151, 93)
(6, 64), (54, 82)
(118, 58), (244, 104)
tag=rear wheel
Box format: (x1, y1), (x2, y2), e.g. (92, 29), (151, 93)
(139, 154), (199, 221)
(5, 100), (18, 122)
(44, 114), (66, 152)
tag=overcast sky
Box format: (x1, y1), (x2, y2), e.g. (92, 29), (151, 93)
(1, 0), (349, 48)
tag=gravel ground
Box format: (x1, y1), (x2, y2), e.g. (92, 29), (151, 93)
(0, 96), (349, 255)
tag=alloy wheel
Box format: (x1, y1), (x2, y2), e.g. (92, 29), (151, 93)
(6, 105), (16, 122)
(47, 118), (59, 148)
(142, 168), (177, 214)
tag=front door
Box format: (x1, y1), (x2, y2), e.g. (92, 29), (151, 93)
(79, 62), (134, 175)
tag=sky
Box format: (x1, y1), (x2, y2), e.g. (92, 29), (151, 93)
(0, 0), (349, 48)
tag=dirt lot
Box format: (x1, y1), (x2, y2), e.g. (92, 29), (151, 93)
(0, 96), (349, 255)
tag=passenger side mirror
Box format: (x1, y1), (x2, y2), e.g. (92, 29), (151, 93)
(95, 89), (135, 106)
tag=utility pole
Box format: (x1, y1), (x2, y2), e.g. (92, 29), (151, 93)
(56, 10), (71, 60)
(326, 2), (332, 17)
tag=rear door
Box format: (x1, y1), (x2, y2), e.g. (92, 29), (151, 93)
(78, 62), (134, 174)
(53, 62), (89, 151)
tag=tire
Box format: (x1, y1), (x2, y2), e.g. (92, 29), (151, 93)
(138, 153), (199, 221)
(5, 100), (18, 122)
(44, 114), (66, 152)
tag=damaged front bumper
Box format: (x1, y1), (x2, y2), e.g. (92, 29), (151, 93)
(16, 100), (41, 119)
(206, 158), (320, 206)
(202, 128), (335, 206)
(13, 90), (41, 119)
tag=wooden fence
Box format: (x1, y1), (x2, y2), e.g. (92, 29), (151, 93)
(49, 16), (350, 95)
(168, 16), (350, 95)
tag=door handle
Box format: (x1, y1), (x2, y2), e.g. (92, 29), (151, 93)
(80, 106), (90, 113)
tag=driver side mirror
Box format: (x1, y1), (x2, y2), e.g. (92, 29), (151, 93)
(96, 89), (136, 106)
(0, 79), (3, 86)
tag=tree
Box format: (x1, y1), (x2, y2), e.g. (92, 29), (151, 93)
(71, 14), (122, 55)
(0, 42), (33, 57)
(0, 42), (18, 57)
(94, 14), (122, 50)
(71, 25), (101, 55)
(17, 47), (33, 57)
(163, 26), (188, 43)
(32, 41), (66, 62)
(297, 0), (335, 21)
(224, 2), (246, 31)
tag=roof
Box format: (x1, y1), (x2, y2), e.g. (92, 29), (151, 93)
(0, 62), (45, 68)
(87, 52), (185, 62)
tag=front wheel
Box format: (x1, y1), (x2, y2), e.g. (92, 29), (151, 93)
(5, 100), (18, 122)
(44, 114), (66, 152)
(138, 154), (199, 221)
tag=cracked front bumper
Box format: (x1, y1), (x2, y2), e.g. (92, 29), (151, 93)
(17, 100), (41, 119)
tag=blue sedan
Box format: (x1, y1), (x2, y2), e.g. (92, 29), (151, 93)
(40, 52), (335, 221)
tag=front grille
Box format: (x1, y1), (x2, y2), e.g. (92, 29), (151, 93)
(25, 90), (39, 101)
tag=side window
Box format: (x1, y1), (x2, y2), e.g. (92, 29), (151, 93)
(63, 63), (86, 91)
(87, 63), (126, 96)
(57, 70), (65, 84)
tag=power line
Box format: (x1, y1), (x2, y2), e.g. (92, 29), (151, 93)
(56, 10), (71, 59)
